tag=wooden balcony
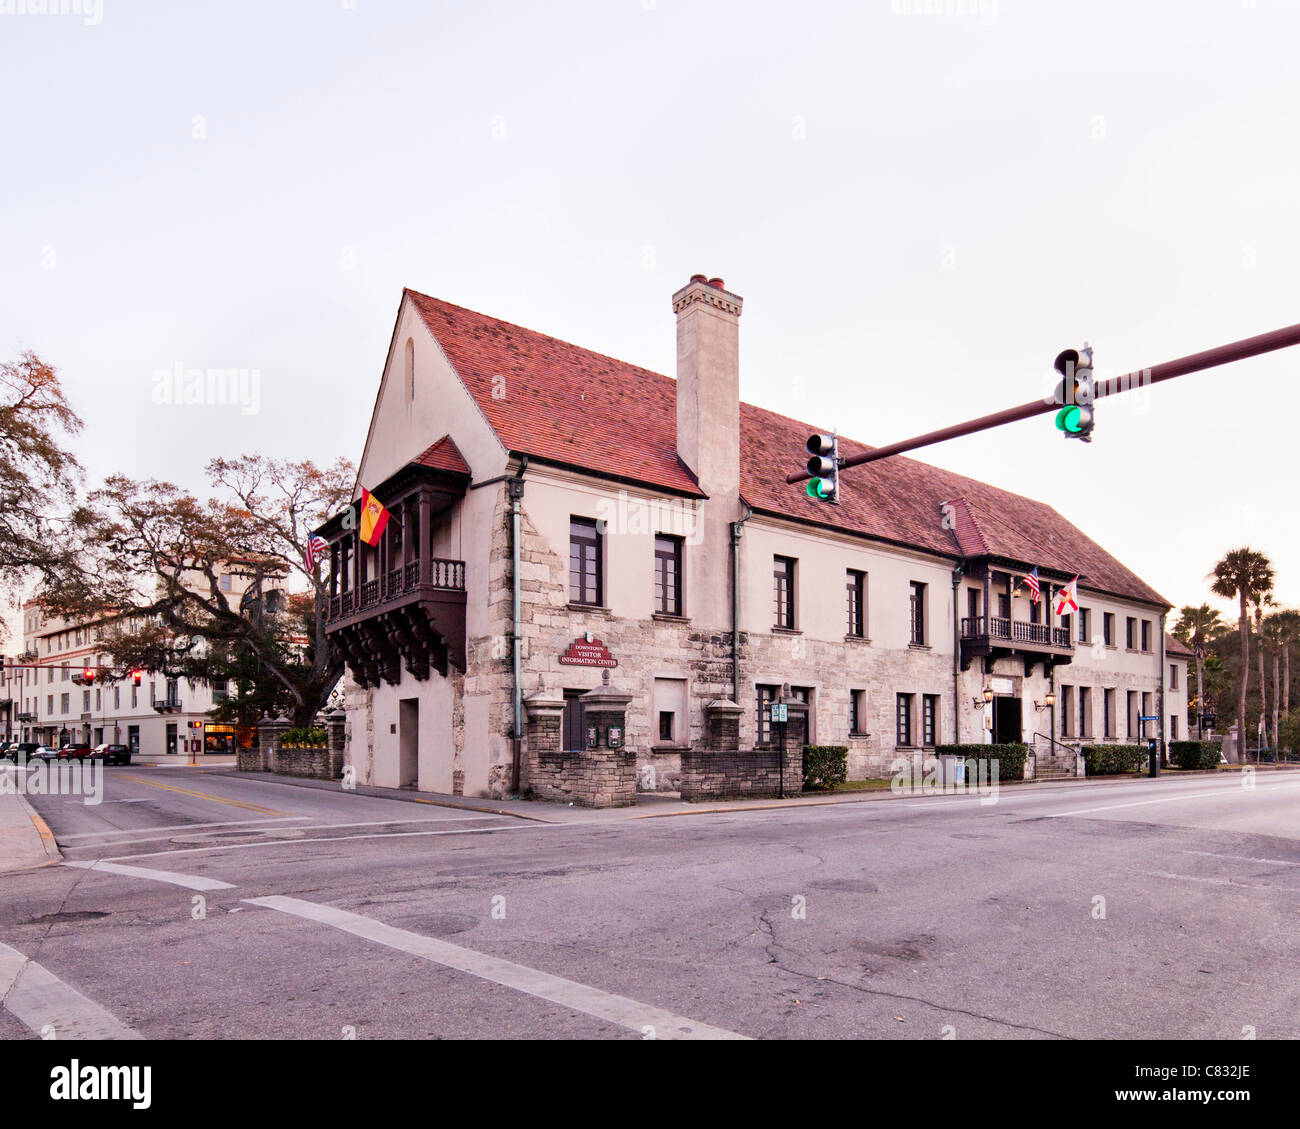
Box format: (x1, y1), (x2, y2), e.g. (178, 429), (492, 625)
(323, 556), (467, 687)
(960, 615), (1074, 675)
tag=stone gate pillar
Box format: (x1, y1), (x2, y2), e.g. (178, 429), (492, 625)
(777, 688), (808, 797)
(324, 708), (347, 780)
(706, 699), (743, 751)
(581, 670), (636, 807)
(522, 678), (565, 795)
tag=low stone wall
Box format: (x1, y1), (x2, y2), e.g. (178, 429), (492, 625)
(529, 747), (637, 807)
(636, 748), (684, 792)
(680, 748), (801, 802)
(272, 745), (343, 781)
(236, 746), (266, 773)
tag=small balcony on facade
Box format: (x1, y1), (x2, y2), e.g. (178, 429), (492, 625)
(16, 711), (37, 722)
(314, 452), (470, 688)
(152, 696), (183, 714)
(959, 559), (1077, 676)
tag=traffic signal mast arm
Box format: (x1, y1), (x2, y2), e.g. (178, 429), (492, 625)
(786, 319), (1300, 484)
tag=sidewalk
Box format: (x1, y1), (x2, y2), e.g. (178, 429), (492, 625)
(0, 779), (62, 875)
(197, 762), (1259, 825)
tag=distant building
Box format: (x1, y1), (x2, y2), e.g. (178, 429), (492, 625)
(316, 277), (1190, 798)
(1, 563), (288, 755)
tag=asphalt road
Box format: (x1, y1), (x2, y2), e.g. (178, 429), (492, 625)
(3, 766), (1298, 1040)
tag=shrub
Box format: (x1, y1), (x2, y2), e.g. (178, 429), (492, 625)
(1169, 740), (1223, 770)
(933, 743), (1029, 781)
(282, 725), (327, 748)
(1081, 744), (1146, 776)
(803, 745), (848, 791)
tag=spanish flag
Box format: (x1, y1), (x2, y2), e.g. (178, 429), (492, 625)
(358, 489), (390, 546)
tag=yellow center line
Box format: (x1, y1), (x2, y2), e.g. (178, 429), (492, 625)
(119, 776), (291, 816)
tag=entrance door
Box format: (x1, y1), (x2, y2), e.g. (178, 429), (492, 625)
(992, 696), (1022, 744)
(562, 691), (586, 753)
(398, 698), (419, 788)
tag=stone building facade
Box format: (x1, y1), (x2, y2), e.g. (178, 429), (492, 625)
(321, 277), (1190, 803)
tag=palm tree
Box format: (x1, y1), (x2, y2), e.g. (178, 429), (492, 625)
(1210, 548), (1274, 761)
(1174, 603), (1225, 739)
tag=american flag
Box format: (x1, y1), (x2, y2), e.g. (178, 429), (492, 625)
(303, 534), (328, 572)
(1022, 567), (1041, 603)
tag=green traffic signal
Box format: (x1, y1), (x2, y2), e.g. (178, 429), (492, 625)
(806, 477), (834, 500)
(1055, 405), (1083, 433)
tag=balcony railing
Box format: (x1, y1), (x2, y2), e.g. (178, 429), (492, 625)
(325, 557), (466, 625)
(961, 617), (1073, 649)
(152, 696), (183, 713)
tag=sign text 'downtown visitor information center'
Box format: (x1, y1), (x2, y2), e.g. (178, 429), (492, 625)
(558, 635), (618, 668)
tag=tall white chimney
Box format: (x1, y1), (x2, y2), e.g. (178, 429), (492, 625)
(672, 274), (742, 500)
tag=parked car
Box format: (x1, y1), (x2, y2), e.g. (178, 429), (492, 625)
(93, 743), (132, 766)
(59, 745), (95, 761)
(3, 742), (43, 763)
(30, 745), (60, 761)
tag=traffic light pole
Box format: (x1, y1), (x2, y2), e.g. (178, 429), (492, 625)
(786, 320), (1300, 484)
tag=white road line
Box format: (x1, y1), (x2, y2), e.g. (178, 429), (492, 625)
(94, 821), (554, 863)
(1139, 869), (1271, 891)
(60, 816), (310, 839)
(63, 860), (235, 891)
(246, 895), (748, 1041)
(1045, 781), (1300, 818)
(1182, 850), (1300, 867)
(0, 942), (140, 1040)
(57, 816), (490, 850)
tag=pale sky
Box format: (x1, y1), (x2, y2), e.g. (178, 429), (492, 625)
(2, 0), (1297, 642)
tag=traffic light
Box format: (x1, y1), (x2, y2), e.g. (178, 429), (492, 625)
(132, 670), (142, 687)
(1053, 345), (1095, 442)
(805, 433), (840, 503)
(82, 667), (95, 683)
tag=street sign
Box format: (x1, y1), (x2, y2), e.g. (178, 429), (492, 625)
(1139, 715), (1160, 722)
(772, 703), (788, 723)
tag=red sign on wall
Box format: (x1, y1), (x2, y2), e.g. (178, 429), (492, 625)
(559, 635), (618, 668)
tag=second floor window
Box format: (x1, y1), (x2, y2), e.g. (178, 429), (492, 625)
(1078, 607), (1090, 643)
(909, 582), (926, 645)
(1170, 664), (1179, 689)
(1103, 613), (1115, 647)
(774, 557), (796, 629)
(1126, 617), (1137, 650)
(1141, 620), (1152, 652)
(569, 518), (603, 606)
(654, 535), (683, 616)
(847, 570), (866, 637)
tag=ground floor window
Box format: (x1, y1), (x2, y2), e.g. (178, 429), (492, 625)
(922, 694), (938, 747)
(756, 685), (780, 747)
(849, 689), (867, 736)
(896, 693), (914, 747)
(652, 677), (687, 746)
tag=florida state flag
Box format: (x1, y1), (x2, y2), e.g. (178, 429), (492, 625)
(358, 489), (390, 546)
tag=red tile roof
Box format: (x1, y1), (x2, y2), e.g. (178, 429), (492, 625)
(408, 290), (702, 497)
(407, 289), (1169, 608)
(1166, 633), (1195, 657)
(413, 434), (470, 476)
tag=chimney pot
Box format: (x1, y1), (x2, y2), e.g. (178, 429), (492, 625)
(708, 277), (725, 290)
(690, 273), (708, 284)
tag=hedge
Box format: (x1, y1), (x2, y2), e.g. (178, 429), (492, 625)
(282, 725), (328, 748)
(1081, 744), (1146, 776)
(933, 743), (1029, 781)
(1169, 740), (1223, 770)
(803, 745), (848, 791)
